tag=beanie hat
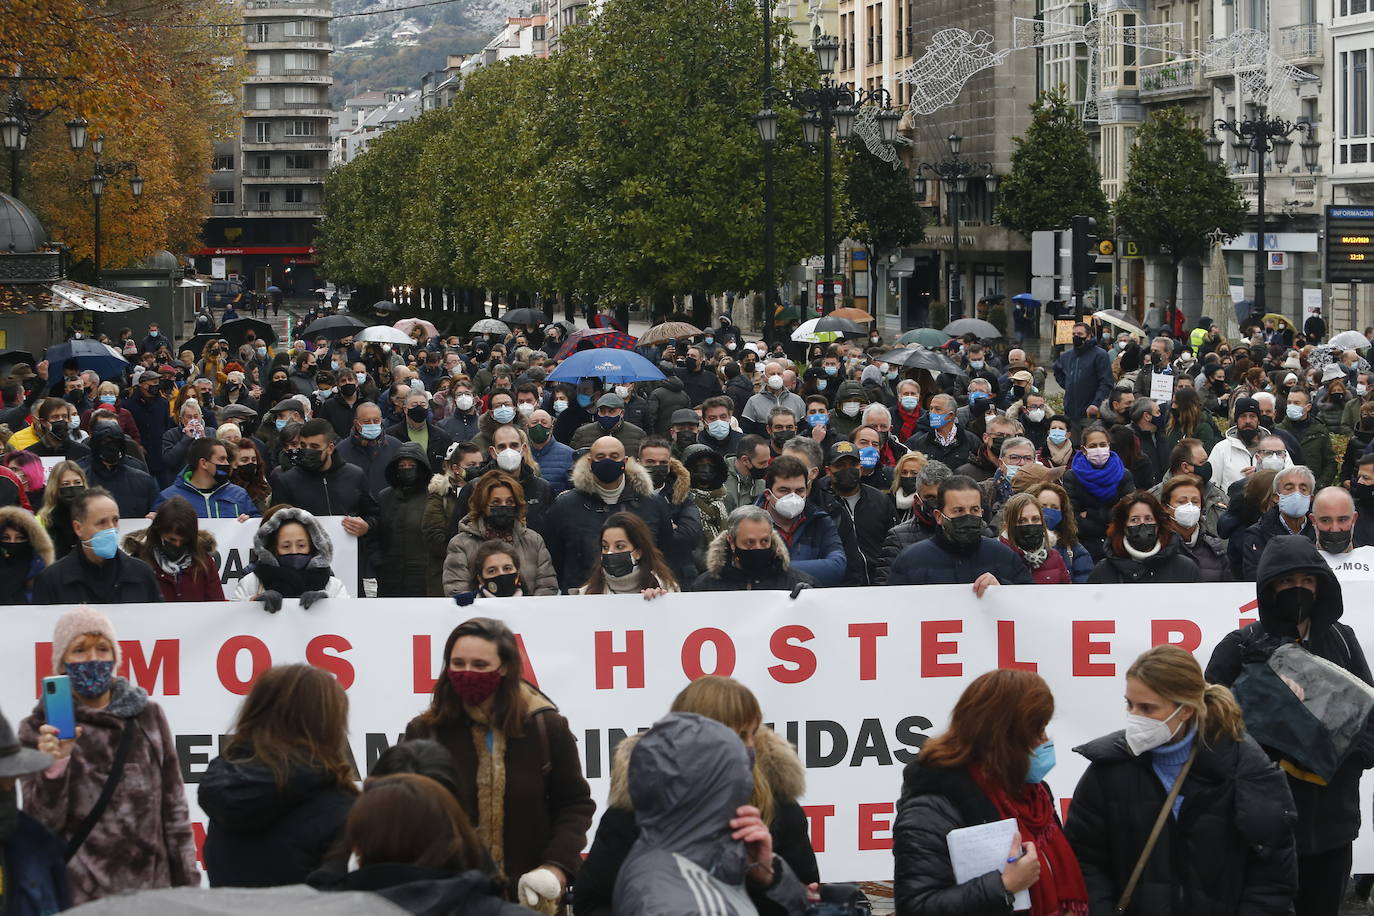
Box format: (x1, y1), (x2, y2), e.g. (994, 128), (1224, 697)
(51, 606), (121, 674)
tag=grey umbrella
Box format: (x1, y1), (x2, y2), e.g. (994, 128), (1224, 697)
(942, 317), (1003, 339)
(880, 346), (967, 377)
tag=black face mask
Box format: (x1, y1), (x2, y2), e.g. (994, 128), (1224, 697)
(280, 447), (300, 470)
(58, 484), (84, 503)
(278, 553), (311, 570)
(463, 466), (484, 482)
(771, 431), (793, 450)
(487, 505), (518, 530)
(1190, 460), (1213, 484)
(919, 496), (938, 518)
(1353, 482), (1374, 505)
(297, 448), (325, 472)
(941, 514), (984, 546)
(748, 464), (768, 480)
(48, 421), (70, 441)
(602, 549), (637, 577)
(1016, 524), (1046, 550)
(987, 436), (1007, 458)
(1072, 336), (1088, 349)
(0, 540), (33, 566)
(339, 383), (357, 398)
(1237, 426), (1260, 444)
(675, 430), (697, 450)
(832, 467), (861, 493)
(1318, 527), (1354, 554)
(646, 465), (671, 490)
(1270, 585), (1316, 635)
(96, 441), (124, 465)
(689, 466), (722, 490)
(483, 571), (521, 597)
(734, 545), (777, 575)
(234, 463), (259, 483)
(159, 542), (188, 562)
(898, 476), (919, 495)
(1125, 523), (1158, 552)
(407, 405), (429, 424)
(396, 467), (421, 488)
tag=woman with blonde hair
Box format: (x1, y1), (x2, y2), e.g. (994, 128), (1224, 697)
(889, 450), (928, 525)
(999, 492), (1070, 584)
(36, 459), (87, 557)
(1066, 645), (1297, 914)
(575, 675), (818, 916)
(441, 470), (557, 596)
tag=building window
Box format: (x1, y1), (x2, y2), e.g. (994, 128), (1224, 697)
(253, 23), (270, 42)
(253, 87), (271, 109)
(254, 122), (271, 142)
(213, 189), (234, 204)
(286, 153), (313, 169)
(533, 25), (545, 39)
(1356, 50), (1369, 138)
(256, 154), (271, 172)
(283, 52), (317, 71)
(255, 53), (270, 75)
(213, 154), (234, 171)
(284, 120), (318, 136)
(283, 20), (315, 36)
(257, 190), (272, 207)
(285, 187), (305, 203)
(284, 86), (320, 104)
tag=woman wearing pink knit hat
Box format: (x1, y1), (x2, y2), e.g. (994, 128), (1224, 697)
(18, 606), (199, 904)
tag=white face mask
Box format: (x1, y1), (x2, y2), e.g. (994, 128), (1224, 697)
(1172, 503), (1202, 529)
(766, 375), (784, 390)
(1125, 704), (1186, 756)
(1025, 408), (1045, 423)
(517, 403), (535, 417)
(615, 385), (631, 399)
(772, 492), (806, 519)
(494, 448), (522, 472)
(454, 394), (475, 412)
(840, 401), (861, 418)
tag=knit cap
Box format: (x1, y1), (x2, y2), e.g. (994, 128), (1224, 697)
(51, 606), (121, 673)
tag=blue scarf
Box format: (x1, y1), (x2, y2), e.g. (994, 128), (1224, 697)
(1071, 450), (1126, 503)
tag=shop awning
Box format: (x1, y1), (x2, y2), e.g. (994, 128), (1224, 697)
(179, 278), (210, 288)
(890, 257), (916, 278)
(45, 280), (149, 312)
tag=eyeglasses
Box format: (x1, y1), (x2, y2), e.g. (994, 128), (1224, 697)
(1255, 449), (1287, 460)
(1003, 453), (1036, 466)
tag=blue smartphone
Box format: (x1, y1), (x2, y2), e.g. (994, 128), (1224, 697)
(42, 676), (76, 740)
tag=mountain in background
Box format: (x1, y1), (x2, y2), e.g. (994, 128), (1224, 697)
(329, 0), (530, 104)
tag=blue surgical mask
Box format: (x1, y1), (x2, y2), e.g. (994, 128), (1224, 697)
(900, 395), (919, 411)
(99, 395), (116, 405)
(360, 422), (382, 440)
(256, 346), (267, 357)
(492, 405), (516, 424)
(806, 413), (827, 428)
(1278, 491), (1311, 518)
(707, 419), (731, 440)
(1041, 506), (1063, 530)
(1026, 740), (1056, 783)
(928, 411), (948, 429)
(553, 400), (568, 414)
(969, 359), (985, 370)
(816, 379), (827, 390)
(1286, 403), (1305, 421)
(85, 526), (120, 560)
(1048, 428), (1069, 445)
(858, 446), (880, 469)
(824, 365), (838, 376)
(355, 372), (367, 386)
(705, 336), (714, 344)
(576, 393), (593, 408)
(275, 418), (287, 431)
(968, 391), (988, 402)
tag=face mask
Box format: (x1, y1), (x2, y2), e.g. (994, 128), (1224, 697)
(1026, 740), (1055, 783)
(1125, 705), (1185, 756)
(705, 336), (715, 345)
(987, 435), (1007, 458)
(48, 421), (71, 441)
(1353, 481), (1374, 505)
(858, 446), (880, 469)
(1278, 491), (1310, 518)
(1041, 506), (1063, 530)
(734, 544), (776, 575)
(59, 484), (85, 503)
(675, 430), (698, 450)
(483, 571), (520, 597)
(1072, 336), (1088, 349)
(1047, 428), (1069, 446)
(528, 424), (551, 445)
(96, 439), (124, 463)
(1084, 445), (1111, 467)
(576, 393), (593, 408)
(404, 404), (428, 424)
(772, 492), (806, 519)
(97, 394), (117, 406)
(213, 462), (232, 484)
(0, 540), (33, 566)
(297, 448), (325, 472)
(1024, 407), (1048, 424)
(928, 411), (948, 429)
(726, 342), (736, 351)
(602, 549), (638, 577)
(491, 405), (516, 424)
(591, 457), (625, 484)
(832, 467), (861, 492)
(280, 447), (300, 470)
(804, 413), (826, 429)
(766, 375), (784, 390)
(275, 418), (288, 432)
(448, 668), (503, 706)
(257, 347), (268, 358)
(645, 465), (671, 490)
(771, 431), (793, 450)
(1256, 453), (1287, 472)
(748, 463), (768, 480)
(353, 371), (367, 387)
(359, 422), (382, 440)
(1319, 527), (1353, 554)
(1360, 385), (1369, 397)
(234, 462), (258, 482)
(898, 476), (919, 496)
(1271, 585), (1316, 635)
(1172, 503), (1202, 529)
(278, 552), (311, 570)
(968, 391), (989, 404)
(84, 526), (119, 559)
(839, 401), (861, 418)
(898, 395), (919, 412)
(1125, 523), (1158, 552)
(596, 413), (621, 431)
(816, 379), (827, 391)
(1286, 404), (1305, 421)
(685, 358), (700, 373)
(698, 418), (730, 441)
(336, 382), (357, 399)
(393, 465), (422, 488)
(1237, 425), (1260, 444)
(969, 360), (985, 370)
(66, 659), (116, 699)
(614, 385), (632, 400)
(487, 505), (518, 531)
(689, 466), (719, 490)
(941, 514), (985, 546)
(824, 365), (838, 377)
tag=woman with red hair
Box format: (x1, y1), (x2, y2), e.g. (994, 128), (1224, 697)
(1087, 491), (1200, 584)
(892, 669), (1088, 915)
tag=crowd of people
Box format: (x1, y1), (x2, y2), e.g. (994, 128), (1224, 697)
(5, 305), (1374, 914)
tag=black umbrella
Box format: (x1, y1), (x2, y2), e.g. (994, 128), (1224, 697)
(880, 347), (968, 377)
(300, 314), (368, 341)
(502, 307), (548, 326)
(811, 315), (866, 335)
(218, 317), (277, 348)
(43, 340), (129, 380)
(371, 299), (399, 314)
(179, 333), (222, 357)
(0, 349), (36, 370)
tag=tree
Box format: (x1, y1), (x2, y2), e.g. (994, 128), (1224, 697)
(1114, 106), (1246, 308)
(842, 140), (925, 264)
(995, 89), (1108, 236)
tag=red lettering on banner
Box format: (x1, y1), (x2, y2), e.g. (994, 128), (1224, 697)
(216, 636), (271, 695)
(33, 642), (53, 696)
(857, 802), (894, 850)
(594, 630), (645, 689)
(682, 628), (736, 679)
(921, 621), (962, 677)
(515, 634), (539, 687)
(1072, 621), (1116, 676)
(848, 622), (887, 680)
(801, 804), (835, 853)
(1239, 597), (1259, 629)
(996, 621), (1037, 671)
(768, 626), (816, 684)
(1151, 619), (1202, 653)
(192, 822), (207, 868)
(413, 635), (437, 694)
(119, 639), (181, 696)
(306, 635), (355, 689)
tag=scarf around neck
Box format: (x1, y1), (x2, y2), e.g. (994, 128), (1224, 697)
(1070, 450), (1126, 503)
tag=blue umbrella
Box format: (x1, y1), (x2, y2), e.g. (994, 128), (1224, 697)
(44, 339), (129, 380)
(1012, 293), (1040, 307)
(548, 347), (666, 384)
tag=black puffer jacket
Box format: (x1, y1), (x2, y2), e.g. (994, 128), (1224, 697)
(199, 754), (356, 888)
(1206, 535), (1374, 856)
(376, 441), (432, 597)
(544, 457), (674, 590)
(814, 478), (896, 586)
(873, 511), (940, 585)
(644, 376), (691, 434)
(1086, 536), (1201, 584)
(1062, 466), (1137, 561)
(575, 726), (817, 916)
(1066, 730), (1297, 915)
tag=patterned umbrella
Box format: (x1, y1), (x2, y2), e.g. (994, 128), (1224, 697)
(393, 317), (439, 339)
(555, 327), (638, 361)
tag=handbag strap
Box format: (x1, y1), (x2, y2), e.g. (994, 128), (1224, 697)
(1115, 741), (1199, 915)
(65, 720), (136, 862)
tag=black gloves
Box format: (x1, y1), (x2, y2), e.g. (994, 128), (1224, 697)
(453, 591), (478, 607)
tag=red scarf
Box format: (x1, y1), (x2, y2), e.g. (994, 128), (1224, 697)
(970, 767), (1089, 916)
(897, 405), (922, 443)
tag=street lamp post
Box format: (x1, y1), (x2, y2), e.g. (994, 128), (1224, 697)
(69, 127), (143, 284)
(1206, 110), (1319, 316)
(911, 134), (996, 323)
(755, 35), (901, 315)
(759, 0), (776, 341)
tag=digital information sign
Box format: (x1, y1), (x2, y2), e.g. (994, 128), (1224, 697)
(1327, 206), (1374, 282)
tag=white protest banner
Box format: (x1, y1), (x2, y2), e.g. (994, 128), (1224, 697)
(115, 515), (358, 592)
(9, 583), (1374, 880)
(38, 456), (65, 484)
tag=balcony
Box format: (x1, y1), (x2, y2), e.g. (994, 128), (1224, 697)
(244, 72), (332, 84)
(243, 0), (330, 17)
(245, 39), (334, 52)
(241, 169), (327, 182)
(243, 201), (323, 215)
(1278, 23), (1323, 65)
(1138, 58), (1206, 99)
(241, 138), (330, 151)
(211, 202), (238, 217)
(241, 106), (333, 118)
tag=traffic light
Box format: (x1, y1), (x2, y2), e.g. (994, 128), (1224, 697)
(1070, 215), (1098, 295)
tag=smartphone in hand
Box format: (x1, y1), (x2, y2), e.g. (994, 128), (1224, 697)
(43, 675), (76, 740)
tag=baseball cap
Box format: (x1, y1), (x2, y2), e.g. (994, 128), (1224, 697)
(828, 441), (860, 464)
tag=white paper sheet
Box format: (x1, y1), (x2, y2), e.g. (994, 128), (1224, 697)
(947, 817), (1030, 910)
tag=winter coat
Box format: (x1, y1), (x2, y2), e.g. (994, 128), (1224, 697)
(1206, 428), (1268, 495)
(656, 459), (705, 584)
(124, 391), (174, 475)
(1133, 424), (1172, 489)
(0, 504), (53, 603)
(545, 458), (674, 590)
(1206, 535), (1374, 855)
(423, 472), (464, 596)
(4, 812), (72, 916)
(314, 865), (527, 915)
(826, 380), (871, 439)
(82, 458), (161, 519)
(1053, 342), (1114, 419)
(385, 420), (454, 475)
(689, 529), (818, 592)
(1054, 539), (1096, 584)
(447, 459), (554, 541)
(874, 512), (940, 585)
(815, 478), (896, 585)
(887, 531), (1034, 587)
(723, 460), (765, 513)
(999, 536), (1071, 583)
(1062, 465), (1137, 561)
(904, 426), (982, 471)
(269, 456), (379, 528)
(613, 714), (808, 916)
(81, 403), (141, 443)
(232, 507), (351, 601)
(724, 373), (756, 417)
(442, 515), (559, 596)
(199, 753), (356, 888)
(1087, 536), (1201, 584)
(1235, 505), (1314, 582)
(376, 441), (433, 597)
(1341, 427), (1374, 484)
(676, 367), (723, 406)
(334, 432), (404, 500)
(404, 684), (595, 896)
(531, 437), (576, 495)
(19, 678), (199, 904)
(31, 546), (163, 605)
(154, 473), (260, 519)
(571, 418), (646, 455)
(644, 377), (692, 434)
(1278, 416), (1338, 487)
(754, 496), (848, 586)
(577, 725), (817, 916)
(1066, 729), (1297, 915)
(1178, 530), (1232, 582)
(1149, 473), (1227, 540)
(120, 529), (226, 602)
(317, 394), (362, 439)
(438, 408), (482, 444)
(741, 389), (807, 434)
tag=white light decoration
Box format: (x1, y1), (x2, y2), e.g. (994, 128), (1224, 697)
(852, 105), (910, 170)
(897, 29), (1012, 116)
(1203, 28), (1317, 120)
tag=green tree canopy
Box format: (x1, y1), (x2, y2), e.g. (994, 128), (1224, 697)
(995, 88), (1109, 236)
(842, 141), (925, 260)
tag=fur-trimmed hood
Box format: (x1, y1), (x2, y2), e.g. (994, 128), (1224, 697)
(703, 527), (791, 574)
(121, 527), (218, 559)
(570, 453), (656, 498)
(250, 506), (334, 570)
(607, 724), (805, 811)
(427, 471), (455, 497)
(663, 458), (691, 505)
(0, 504), (54, 565)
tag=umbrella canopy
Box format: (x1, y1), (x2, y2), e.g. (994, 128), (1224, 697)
(218, 316), (277, 348)
(301, 314), (368, 342)
(638, 321), (703, 346)
(547, 347), (665, 384)
(830, 307), (874, 322)
(880, 346), (967, 376)
(1263, 312), (1297, 332)
(942, 317), (1003, 339)
(1092, 309), (1146, 337)
(1011, 293), (1040, 307)
(265, 285), (282, 294)
(1330, 330), (1369, 350)
(470, 318), (510, 335)
(371, 299), (399, 314)
(555, 328), (638, 361)
(772, 305), (800, 323)
(45, 339), (129, 380)
(502, 307), (548, 326)
(356, 325), (416, 345)
(791, 315), (866, 343)
(0, 349), (36, 369)
(179, 332), (223, 357)
(899, 327), (950, 347)
(392, 317), (439, 340)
